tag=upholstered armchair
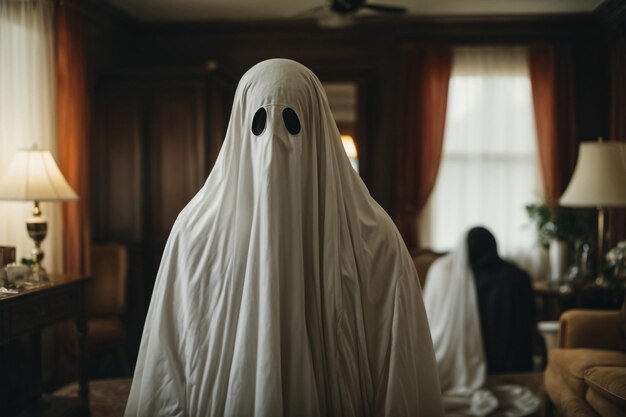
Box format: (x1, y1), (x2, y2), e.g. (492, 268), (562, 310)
(86, 243), (129, 376)
(544, 305), (626, 417)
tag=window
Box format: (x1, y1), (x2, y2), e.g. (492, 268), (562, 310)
(420, 47), (542, 261)
(0, 0), (61, 271)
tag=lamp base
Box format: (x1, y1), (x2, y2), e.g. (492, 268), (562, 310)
(594, 276), (611, 288)
(26, 201), (48, 282)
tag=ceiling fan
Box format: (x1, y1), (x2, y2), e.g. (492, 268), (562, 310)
(328, 0), (406, 15)
(299, 0), (408, 28)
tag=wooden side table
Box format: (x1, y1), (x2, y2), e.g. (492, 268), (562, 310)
(533, 280), (625, 321)
(0, 274), (90, 417)
(532, 281), (625, 372)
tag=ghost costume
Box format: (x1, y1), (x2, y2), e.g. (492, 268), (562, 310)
(125, 59), (443, 417)
(467, 227), (535, 374)
(423, 228), (539, 416)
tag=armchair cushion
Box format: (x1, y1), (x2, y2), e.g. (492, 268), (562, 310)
(586, 388), (625, 417)
(584, 366), (626, 410)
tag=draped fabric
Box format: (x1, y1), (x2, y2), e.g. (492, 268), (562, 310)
(126, 59), (443, 417)
(0, 0), (62, 273)
(609, 38), (626, 247)
(423, 236), (486, 398)
(528, 44), (577, 206)
(55, 0), (91, 276)
(394, 44), (452, 250)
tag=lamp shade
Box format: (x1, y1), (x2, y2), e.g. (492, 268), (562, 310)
(0, 148), (78, 202)
(560, 142), (626, 207)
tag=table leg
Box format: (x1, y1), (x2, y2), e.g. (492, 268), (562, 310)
(0, 342), (12, 415)
(76, 316), (90, 416)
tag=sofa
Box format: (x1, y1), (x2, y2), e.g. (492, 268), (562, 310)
(544, 302), (626, 417)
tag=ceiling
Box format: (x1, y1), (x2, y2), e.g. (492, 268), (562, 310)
(103, 0), (606, 22)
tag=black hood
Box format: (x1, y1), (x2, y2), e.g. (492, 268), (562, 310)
(467, 226), (500, 270)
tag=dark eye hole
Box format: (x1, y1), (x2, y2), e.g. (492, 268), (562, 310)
(251, 108), (267, 135)
(282, 107), (301, 135)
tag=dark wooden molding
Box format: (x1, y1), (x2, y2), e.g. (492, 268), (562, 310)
(595, 0), (626, 39)
(93, 64), (236, 81)
(70, 0), (138, 29)
(85, 0), (610, 44)
(136, 13), (599, 43)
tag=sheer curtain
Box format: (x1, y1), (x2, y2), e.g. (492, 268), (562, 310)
(0, 0), (62, 273)
(420, 47), (544, 274)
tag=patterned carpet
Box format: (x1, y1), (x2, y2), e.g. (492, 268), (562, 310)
(54, 378), (131, 417)
(55, 373), (545, 417)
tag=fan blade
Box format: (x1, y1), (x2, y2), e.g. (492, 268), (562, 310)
(295, 5), (328, 17)
(363, 3), (406, 14)
(330, 0), (366, 14)
(318, 12), (354, 28)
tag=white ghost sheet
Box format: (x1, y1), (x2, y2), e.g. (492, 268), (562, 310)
(125, 59), (443, 417)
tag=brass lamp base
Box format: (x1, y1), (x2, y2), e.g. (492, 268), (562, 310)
(593, 207), (610, 288)
(26, 201), (47, 282)
(594, 276), (611, 288)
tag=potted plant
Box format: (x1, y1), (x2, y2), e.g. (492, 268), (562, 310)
(526, 201), (595, 283)
(605, 241), (626, 288)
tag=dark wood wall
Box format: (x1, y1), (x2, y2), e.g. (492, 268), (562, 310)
(92, 72), (233, 310)
(83, 1), (623, 362)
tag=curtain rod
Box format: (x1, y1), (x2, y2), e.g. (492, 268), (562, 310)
(1, 0), (55, 3)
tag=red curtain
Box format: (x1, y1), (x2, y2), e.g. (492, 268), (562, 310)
(609, 38), (626, 246)
(54, 0), (91, 384)
(528, 44), (577, 207)
(55, 0), (91, 276)
(394, 44), (452, 250)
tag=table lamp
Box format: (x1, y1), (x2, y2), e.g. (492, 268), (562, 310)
(0, 146), (78, 278)
(341, 134), (359, 172)
(560, 139), (626, 286)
